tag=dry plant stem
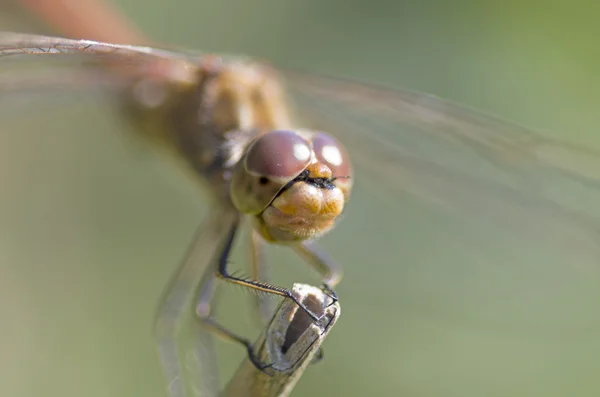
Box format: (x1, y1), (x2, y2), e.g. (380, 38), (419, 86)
(222, 284), (341, 397)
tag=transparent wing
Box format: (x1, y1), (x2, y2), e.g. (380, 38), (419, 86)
(155, 207), (237, 397)
(283, 69), (600, 185)
(0, 34), (231, 397)
(0, 32), (204, 101)
(281, 68), (600, 339)
(283, 68), (600, 222)
(0, 32), (187, 61)
(1, 32), (599, 395)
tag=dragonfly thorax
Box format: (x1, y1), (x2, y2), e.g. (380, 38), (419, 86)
(122, 58), (353, 242)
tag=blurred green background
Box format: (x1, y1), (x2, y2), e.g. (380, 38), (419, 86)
(1, 1), (600, 397)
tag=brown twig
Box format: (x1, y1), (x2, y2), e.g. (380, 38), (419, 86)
(222, 284), (341, 397)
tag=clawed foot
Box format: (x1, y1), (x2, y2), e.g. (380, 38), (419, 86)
(245, 341), (275, 375)
(320, 283), (338, 307)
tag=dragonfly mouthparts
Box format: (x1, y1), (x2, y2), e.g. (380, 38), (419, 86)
(286, 169), (337, 191)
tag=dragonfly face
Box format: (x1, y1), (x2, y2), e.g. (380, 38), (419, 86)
(231, 128), (352, 243)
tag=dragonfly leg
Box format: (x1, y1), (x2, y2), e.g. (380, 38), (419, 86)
(196, 216), (334, 370)
(214, 218), (327, 323)
(195, 215), (273, 372)
(293, 241), (343, 302)
(292, 241), (343, 364)
(249, 229), (276, 327)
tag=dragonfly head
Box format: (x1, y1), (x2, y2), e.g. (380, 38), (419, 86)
(230, 129), (353, 243)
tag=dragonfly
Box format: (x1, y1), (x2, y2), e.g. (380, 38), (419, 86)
(1, 28), (600, 397)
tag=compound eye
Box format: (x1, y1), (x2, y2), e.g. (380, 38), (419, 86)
(245, 130), (312, 180)
(312, 133), (352, 178)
